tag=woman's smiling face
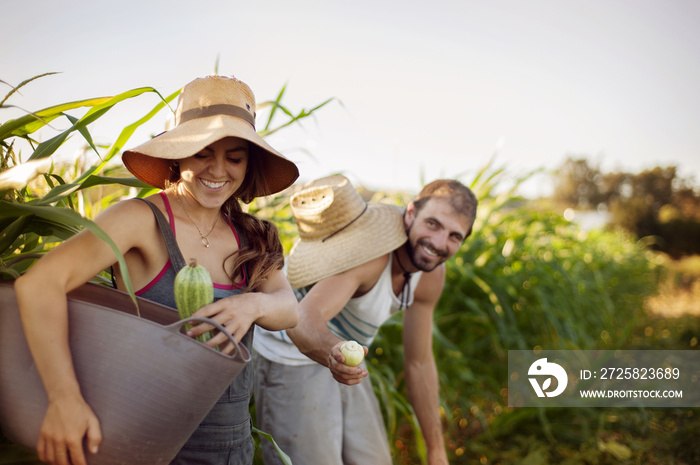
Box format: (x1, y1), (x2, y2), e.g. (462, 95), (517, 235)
(178, 137), (249, 208)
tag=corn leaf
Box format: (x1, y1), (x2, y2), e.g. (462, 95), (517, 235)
(0, 97), (113, 140)
(0, 201), (137, 308)
(0, 215), (33, 255)
(74, 88), (179, 182)
(34, 176), (151, 206)
(27, 87), (160, 162)
(252, 427), (293, 465)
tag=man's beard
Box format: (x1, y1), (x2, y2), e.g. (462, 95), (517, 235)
(404, 225), (449, 272)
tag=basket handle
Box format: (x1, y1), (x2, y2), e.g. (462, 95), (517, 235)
(166, 317), (251, 363)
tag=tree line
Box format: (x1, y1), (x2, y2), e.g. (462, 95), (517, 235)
(552, 157), (700, 257)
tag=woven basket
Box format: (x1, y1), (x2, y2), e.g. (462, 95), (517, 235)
(0, 281), (250, 465)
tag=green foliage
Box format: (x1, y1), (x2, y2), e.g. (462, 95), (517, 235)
(247, 191), (297, 254)
(258, 83), (337, 139)
(367, 160), (664, 463)
(252, 427), (293, 465)
(0, 74), (178, 301)
(4, 74), (693, 465)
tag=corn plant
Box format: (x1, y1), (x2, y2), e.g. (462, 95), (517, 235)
(0, 75), (182, 301)
(0, 73), (333, 465)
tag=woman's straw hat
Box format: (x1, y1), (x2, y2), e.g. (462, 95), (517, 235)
(286, 174), (407, 289)
(122, 75), (298, 198)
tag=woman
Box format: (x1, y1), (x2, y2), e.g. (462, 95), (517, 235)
(14, 75), (299, 465)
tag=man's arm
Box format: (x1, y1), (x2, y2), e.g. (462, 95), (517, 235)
(403, 264), (449, 465)
(286, 255), (388, 384)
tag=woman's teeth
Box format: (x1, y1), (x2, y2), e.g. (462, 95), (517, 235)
(201, 179), (226, 189)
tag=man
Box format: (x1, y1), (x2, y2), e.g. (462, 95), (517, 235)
(254, 174), (477, 465)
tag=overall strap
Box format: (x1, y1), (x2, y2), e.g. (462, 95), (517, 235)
(137, 197), (187, 272)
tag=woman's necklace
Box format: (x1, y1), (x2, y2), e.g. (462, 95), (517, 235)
(175, 192), (220, 248)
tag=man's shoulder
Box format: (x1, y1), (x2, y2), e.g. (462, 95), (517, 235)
(340, 253), (390, 281)
(303, 253), (390, 299)
(350, 253), (391, 294)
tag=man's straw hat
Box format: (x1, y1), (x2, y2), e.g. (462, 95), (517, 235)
(286, 174), (407, 289)
(122, 75), (298, 198)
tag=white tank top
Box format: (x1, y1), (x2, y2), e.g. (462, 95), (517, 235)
(254, 254), (422, 365)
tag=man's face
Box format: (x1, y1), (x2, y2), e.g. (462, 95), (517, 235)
(404, 198), (472, 272)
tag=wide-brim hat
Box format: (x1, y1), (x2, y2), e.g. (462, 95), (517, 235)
(286, 174), (407, 289)
(122, 75), (298, 198)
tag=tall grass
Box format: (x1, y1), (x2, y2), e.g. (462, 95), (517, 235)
(364, 161), (661, 464)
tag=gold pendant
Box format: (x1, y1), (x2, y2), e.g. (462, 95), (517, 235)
(202, 237), (210, 248)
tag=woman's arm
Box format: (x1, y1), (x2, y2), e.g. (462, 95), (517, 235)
(14, 199), (158, 465)
(14, 274), (101, 465)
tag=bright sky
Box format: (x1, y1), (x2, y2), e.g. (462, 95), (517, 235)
(3, 0), (699, 198)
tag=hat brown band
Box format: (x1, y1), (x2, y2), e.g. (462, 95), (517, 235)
(321, 204), (369, 243)
(179, 104), (255, 128)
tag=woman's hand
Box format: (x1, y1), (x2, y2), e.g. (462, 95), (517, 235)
(327, 341), (369, 385)
(185, 293), (258, 355)
(38, 394), (102, 465)
(185, 269), (297, 355)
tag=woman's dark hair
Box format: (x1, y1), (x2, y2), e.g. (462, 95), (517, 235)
(233, 145), (268, 204)
(222, 200), (284, 292)
(223, 146), (284, 291)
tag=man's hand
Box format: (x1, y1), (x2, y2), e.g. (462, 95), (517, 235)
(328, 341), (369, 385)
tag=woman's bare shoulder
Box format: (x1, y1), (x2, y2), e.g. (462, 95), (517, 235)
(96, 195), (163, 222)
(92, 196), (164, 243)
